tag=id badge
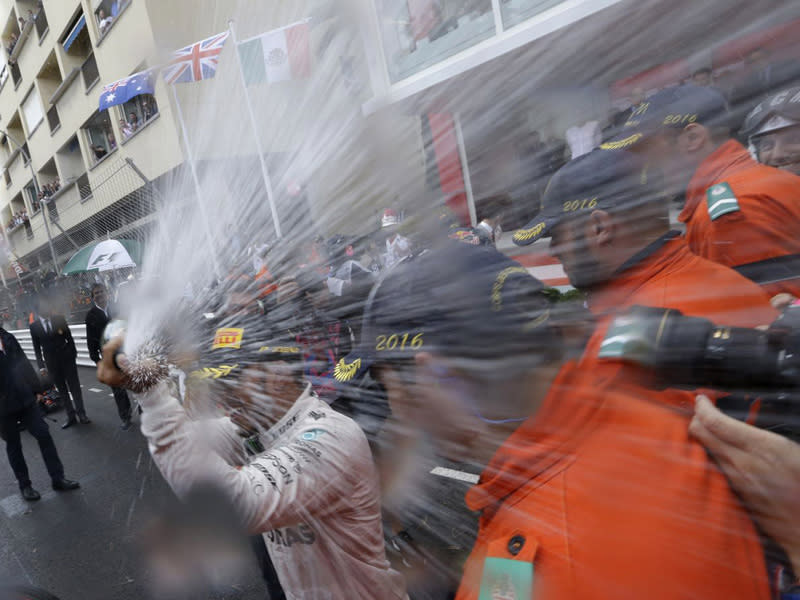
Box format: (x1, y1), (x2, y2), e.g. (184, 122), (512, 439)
(478, 557), (533, 600)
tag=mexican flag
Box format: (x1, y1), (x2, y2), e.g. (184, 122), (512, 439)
(238, 21), (311, 86)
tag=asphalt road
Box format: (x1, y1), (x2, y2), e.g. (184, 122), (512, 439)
(0, 367), (267, 600)
(0, 367), (481, 600)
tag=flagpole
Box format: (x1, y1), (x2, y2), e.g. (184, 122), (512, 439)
(170, 83), (222, 279)
(228, 19), (283, 240)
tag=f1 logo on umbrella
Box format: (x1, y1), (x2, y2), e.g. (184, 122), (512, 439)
(61, 239), (141, 274)
(89, 252), (119, 269)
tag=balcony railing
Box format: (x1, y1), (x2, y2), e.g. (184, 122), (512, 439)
(48, 67), (79, 106)
(8, 19), (33, 63)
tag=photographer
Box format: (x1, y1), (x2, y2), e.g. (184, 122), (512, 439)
(691, 396), (800, 578)
(334, 241), (772, 599)
(512, 148), (777, 409)
(587, 298), (800, 592)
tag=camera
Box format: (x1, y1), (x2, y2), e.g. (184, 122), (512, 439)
(600, 304), (800, 438)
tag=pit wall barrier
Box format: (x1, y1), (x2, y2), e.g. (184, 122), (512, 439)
(10, 324), (95, 368)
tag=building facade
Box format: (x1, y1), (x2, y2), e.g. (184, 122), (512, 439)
(0, 0), (184, 279)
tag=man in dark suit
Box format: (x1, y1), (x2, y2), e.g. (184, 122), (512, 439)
(30, 293), (88, 429)
(0, 327), (79, 500)
(85, 283), (132, 430)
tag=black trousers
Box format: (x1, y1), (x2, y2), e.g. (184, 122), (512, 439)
(112, 386), (131, 422)
(249, 535), (286, 600)
(0, 403), (64, 489)
(48, 358), (85, 419)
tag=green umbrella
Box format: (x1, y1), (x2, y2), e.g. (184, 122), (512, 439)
(62, 239), (142, 275)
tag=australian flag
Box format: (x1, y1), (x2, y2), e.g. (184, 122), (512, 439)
(99, 69), (155, 111)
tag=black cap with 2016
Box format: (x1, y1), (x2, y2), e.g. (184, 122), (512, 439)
(599, 84), (732, 152)
(190, 314), (304, 384)
(332, 241), (556, 384)
(512, 148), (659, 247)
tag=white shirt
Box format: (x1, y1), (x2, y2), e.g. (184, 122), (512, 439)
(138, 383), (407, 600)
(566, 120), (601, 159)
(39, 316), (52, 334)
(99, 16), (113, 34)
(94, 303), (108, 319)
(383, 234), (412, 269)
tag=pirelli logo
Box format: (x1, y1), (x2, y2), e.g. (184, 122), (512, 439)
(212, 328), (244, 349)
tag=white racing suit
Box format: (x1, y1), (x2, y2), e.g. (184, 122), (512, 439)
(137, 383), (407, 600)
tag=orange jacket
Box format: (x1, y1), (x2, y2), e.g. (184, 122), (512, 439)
(456, 363), (770, 600)
(580, 234), (777, 409)
(680, 139), (800, 297)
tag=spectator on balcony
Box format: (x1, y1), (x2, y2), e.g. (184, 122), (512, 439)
(141, 97), (156, 122)
(91, 143), (107, 161)
(97, 9), (113, 35)
(119, 118), (133, 139)
(107, 130), (117, 151)
(128, 112), (139, 132)
(17, 17), (25, 30)
(7, 33), (18, 56)
(22, 212), (31, 237)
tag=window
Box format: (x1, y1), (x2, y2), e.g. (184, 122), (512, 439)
(81, 53), (99, 90)
(119, 93), (158, 140)
(83, 111), (115, 165)
(62, 12), (87, 54)
(34, 5), (49, 41)
(378, 0), (495, 82)
(21, 88), (44, 134)
(21, 143), (29, 165)
(500, 0), (566, 29)
(24, 181), (38, 213)
(47, 105), (60, 133)
(77, 172), (91, 201)
(95, 0), (130, 38)
(10, 62), (21, 88)
(3, 170), (10, 188)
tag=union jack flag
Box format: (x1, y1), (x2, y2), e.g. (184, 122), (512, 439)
(162, 31), (230, 84)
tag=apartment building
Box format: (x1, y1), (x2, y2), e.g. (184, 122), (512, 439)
(0, 0), (184, 277)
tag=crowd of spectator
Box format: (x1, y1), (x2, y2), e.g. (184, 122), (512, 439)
(35, 178), (60, 209)
(6, 5), (40, 59)
(91, 98), (158, 161)
(6, 209), (28, 233)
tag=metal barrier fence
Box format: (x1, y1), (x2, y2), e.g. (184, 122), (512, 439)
(10, 324), (95, 368)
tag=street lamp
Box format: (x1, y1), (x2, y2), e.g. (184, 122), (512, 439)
(0, 128), (59, 275)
